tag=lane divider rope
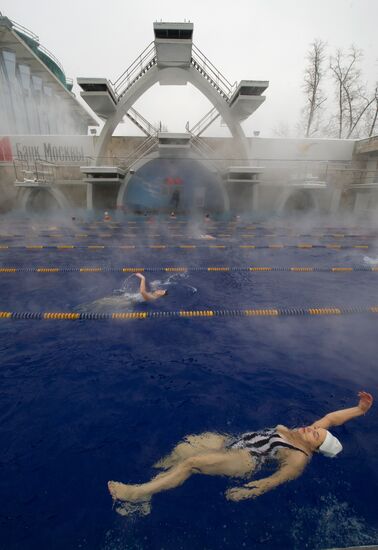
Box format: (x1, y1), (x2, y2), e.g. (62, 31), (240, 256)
(11, 233), (369, 239)
(0, 306), (377, 321)
(0, 266), (377, 273)
(0, 244), (373, 250)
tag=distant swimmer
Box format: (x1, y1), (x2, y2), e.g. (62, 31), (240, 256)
(135, 273), (168, 301)
(104, 211), (111, 222)
(108, 391), (373, 513)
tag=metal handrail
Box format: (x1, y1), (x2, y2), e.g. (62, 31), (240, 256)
(10, 18), (65, 74)
(190, 134), (228, 172)
(191, 43), (237, 100)
(190, 133), (217, 157)
(13, 158), (56, 183)
(192, 44), (234, 89)
(127, 134), (159, 164)
(128, 138), (159, 170)
(87, 137), (159, 169)
(37, 43), (65, 73)
(190, 140), (219, 171)
(9, 18), (39, 42)
(127, 107), (160, 136)
(188, 107), (220, 136)
(112, 41), (156, 97)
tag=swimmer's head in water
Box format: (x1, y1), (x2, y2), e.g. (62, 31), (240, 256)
(297, 426), (328, 453)
(317, 430), (343, 458)
(155, 289), (168, 297)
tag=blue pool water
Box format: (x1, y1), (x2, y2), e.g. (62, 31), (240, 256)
(0, 219), (377, 549)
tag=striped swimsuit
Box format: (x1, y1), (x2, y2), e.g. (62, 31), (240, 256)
(229, 428), (308, 466)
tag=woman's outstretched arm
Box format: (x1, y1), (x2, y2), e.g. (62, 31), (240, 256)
(134, 273), (154, 301)
(311, 391), (373, 429)
(226, 452), (308, 501)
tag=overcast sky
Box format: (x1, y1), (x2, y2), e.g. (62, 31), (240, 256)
(1, 0), (377, 137)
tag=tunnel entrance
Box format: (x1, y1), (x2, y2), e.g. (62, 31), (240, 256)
(123, 158), (225, 214)
(283, 190), (316, 213)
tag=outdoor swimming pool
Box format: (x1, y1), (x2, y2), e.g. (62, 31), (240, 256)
(0, 218), (377, 549)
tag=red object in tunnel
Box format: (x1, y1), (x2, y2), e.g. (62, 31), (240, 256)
(165, 177), (183, 185)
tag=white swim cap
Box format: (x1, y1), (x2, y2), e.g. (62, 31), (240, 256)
(318, 430), (343, 458)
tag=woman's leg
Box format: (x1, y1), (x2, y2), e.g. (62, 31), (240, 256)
(153, 432), (227, 469)
(108, 449), (254, 502)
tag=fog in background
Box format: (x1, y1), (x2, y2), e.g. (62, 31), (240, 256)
(1, 0), (377, 137)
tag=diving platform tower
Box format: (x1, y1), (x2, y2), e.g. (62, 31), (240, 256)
(78, 22), (269, 211)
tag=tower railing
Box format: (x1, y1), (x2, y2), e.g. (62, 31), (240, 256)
(190, 140), (221, 173)
(126, 107), (160, 137)
(186, 130), (227, 172)
(109, 40), (238, 105)
(191, 44), (237, 102)
(13, 158), (56, 185)
(126, 134), (159, 170)
(187, 106), (220, 136)
(111, 42), (157, 99)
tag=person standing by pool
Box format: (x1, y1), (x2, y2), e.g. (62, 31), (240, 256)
(134, 273), (168, 301)
(108, 391), (373, 508)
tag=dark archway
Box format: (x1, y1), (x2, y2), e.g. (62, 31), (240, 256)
(283, 190), (316, 213)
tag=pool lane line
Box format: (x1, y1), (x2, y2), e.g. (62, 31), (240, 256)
(1, 233), (377, 240)
(0, 266), (377, 273)
(1, 306), (378, 321)
(1, 220), (375, 229)
(0, 244), (373, 250)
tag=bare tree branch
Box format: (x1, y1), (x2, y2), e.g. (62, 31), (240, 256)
(329, 46), (376, 138)
(302, 39), (327, 137)
(366, 85), (378, 137)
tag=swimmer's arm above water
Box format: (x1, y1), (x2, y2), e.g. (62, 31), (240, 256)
(310, 391), (373, 429)
(226, 452), (308, 501)
(134, 273), (155, 301)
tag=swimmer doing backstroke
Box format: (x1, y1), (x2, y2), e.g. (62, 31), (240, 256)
(134, 273), (168, 301)
(108, 391), (373, 508)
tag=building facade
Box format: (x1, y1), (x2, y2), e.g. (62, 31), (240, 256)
(0, 15), (96, 135)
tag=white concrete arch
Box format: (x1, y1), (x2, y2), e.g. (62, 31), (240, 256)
(95, 65), (250, 164)
(116, 151), (230, 211)
(18, 186), (72, 211)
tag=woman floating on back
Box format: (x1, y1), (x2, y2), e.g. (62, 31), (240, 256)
(108, 391), (373, 512)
